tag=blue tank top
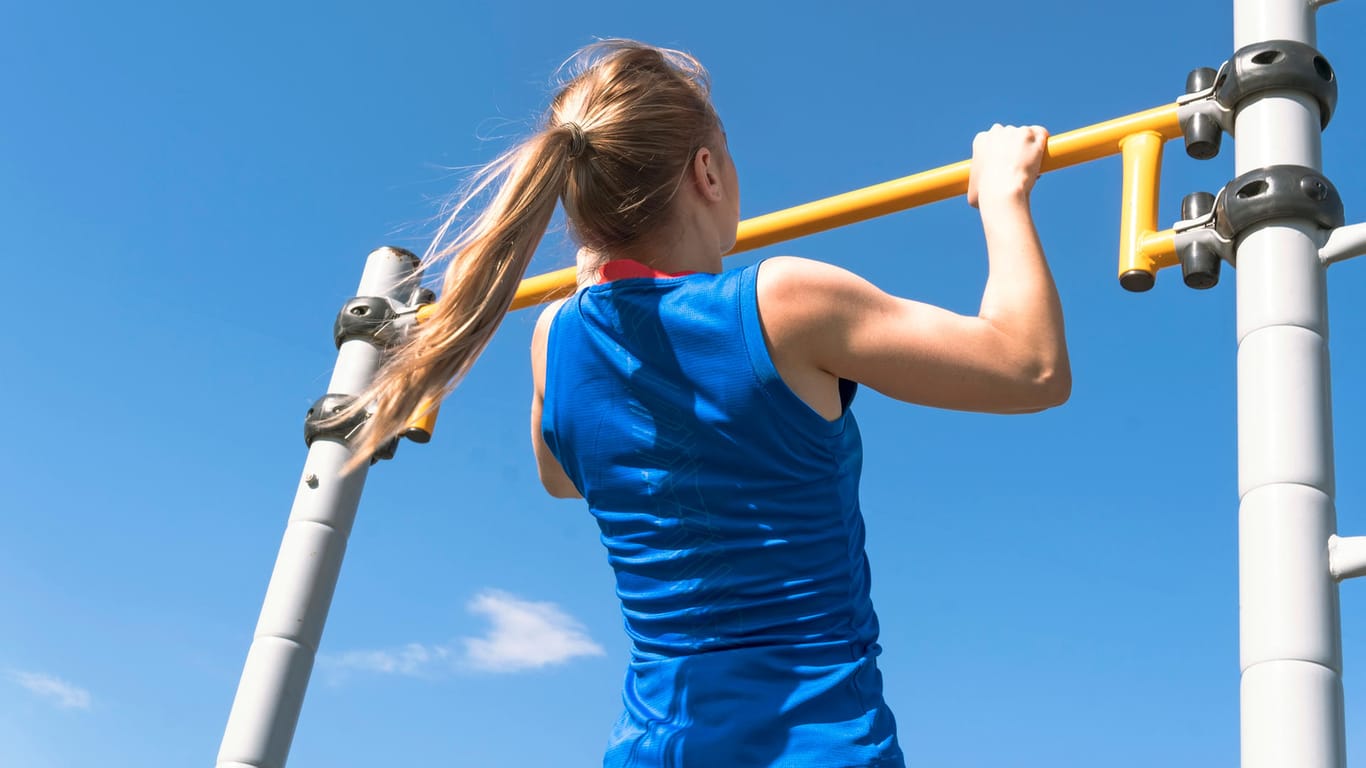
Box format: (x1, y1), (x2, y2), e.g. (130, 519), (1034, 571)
(542, 261), (903, 768)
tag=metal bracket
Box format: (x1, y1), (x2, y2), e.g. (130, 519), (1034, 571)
(1177, 40), (1337, 161)
(1161, 166), (1343, 287)
(1213, 165), (1345, 241)
(332, 285), (435, 349)
(1178, 69), (1231, 159)
(334, 296), (401, 348)
(303, 393), (398, 462)
(1173, 203), (1235, 287)
(316, 248), (437, 458)
(1167, 34), (1349, 289)
(1214, 40), (1338, 129)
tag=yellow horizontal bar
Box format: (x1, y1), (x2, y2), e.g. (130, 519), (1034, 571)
(511, 267), (580, 312)
(505, 102), (1183, 310)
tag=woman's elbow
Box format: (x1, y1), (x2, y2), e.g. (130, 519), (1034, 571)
(1020, 359), (1071, 411)
(1038, 366), (1072, 408)
(994, 353), (1070, 413)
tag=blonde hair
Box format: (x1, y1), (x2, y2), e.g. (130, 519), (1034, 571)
(341, 40), (720, 468)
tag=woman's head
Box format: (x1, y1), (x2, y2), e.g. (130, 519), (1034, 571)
(339, 40), (727, 468)
(550, 40), (723, 251)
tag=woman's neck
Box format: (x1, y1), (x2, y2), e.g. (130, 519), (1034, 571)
(608, 207), (729, 275)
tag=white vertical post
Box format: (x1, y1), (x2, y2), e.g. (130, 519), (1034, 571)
(216, 247), (418, 768)
(1233, 2), (1346, 767)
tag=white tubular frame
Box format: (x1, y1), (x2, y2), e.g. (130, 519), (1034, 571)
(216, 247), (418, 768)
(1235, 1), (1349, 766)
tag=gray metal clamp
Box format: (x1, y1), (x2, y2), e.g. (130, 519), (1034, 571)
(1178, 40), (1338, 161)
(1214, 40), (1338, 129)
(303, 393), (398, 462)
(332, 286), (436, 349)
(1170, 40), (1344, 291)
(1213, 164), (1345, 240)
(1170, 166), (1344, 289)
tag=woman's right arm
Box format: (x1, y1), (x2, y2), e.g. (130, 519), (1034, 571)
(756, 124), (1070, 415)
(530, 300), (583, 499)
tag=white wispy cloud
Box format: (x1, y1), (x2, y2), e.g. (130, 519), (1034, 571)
(320, 643), (450, 677)
(318, 589), (604, 679)
(10, 671), (92, 710)
(460, 589), (605, 673)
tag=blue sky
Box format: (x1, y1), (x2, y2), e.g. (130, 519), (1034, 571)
(3, 1), (1365, 766)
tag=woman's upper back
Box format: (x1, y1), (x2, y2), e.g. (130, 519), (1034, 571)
(539, 262), (879, 657)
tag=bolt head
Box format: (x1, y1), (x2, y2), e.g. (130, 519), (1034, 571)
(1301, 177), (1329, 201)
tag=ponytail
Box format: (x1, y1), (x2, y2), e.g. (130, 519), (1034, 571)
(341, 127), (577, 470)
(334, 40), (717, 471)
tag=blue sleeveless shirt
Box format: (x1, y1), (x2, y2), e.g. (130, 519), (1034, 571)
(542, 261), (903, 768)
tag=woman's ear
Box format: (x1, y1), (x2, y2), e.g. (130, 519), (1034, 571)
(691, 147), (724, 202)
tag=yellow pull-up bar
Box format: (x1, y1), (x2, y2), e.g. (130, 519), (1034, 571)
(507, 102), (1183, 311)
(404, 102), (1185, 441)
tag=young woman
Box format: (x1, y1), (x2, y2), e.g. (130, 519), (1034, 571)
(352, 40), (1068, 768)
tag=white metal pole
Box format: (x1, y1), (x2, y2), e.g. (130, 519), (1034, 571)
(1234, 2), (1346, 767)
(216, 247), (418, 768)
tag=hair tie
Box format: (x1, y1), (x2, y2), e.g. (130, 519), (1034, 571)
(562, 122), (589, 159)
